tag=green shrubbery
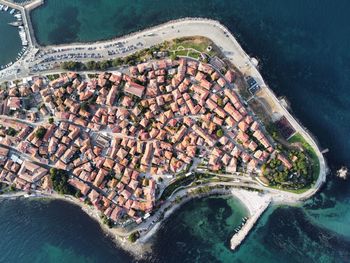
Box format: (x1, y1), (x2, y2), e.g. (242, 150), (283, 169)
(50, 168), (76, 195)
(128, 231), (140, 243)
(35, 127), (47, 139)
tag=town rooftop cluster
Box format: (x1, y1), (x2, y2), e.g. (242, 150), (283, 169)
(0, 57), (294, 225)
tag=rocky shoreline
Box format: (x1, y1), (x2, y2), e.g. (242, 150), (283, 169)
(0, 186), (268, 256)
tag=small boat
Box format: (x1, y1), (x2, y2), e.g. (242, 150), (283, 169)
(10, 8), (16, 15)
(4, 5), (9, 12)
(0, 5), (4, 11)
(8, 21), (23, 27)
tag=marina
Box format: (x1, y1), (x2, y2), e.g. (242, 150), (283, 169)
(0, 1), (28, 69)
(0, 4), (27, 46)
(0, 4), (22, 69)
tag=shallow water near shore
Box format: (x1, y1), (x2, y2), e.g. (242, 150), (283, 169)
(0, 198), (133, 262)
(0, 196), (249, 263)
(2, 0), (350, 262)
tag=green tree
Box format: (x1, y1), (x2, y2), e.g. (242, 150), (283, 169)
(99, 60), (111, 70)
(6, 127), (17, 136)
(216, 129), (224, 138)
(128, 232), (140, 243)
(35, 127), (47, 139)
(61, 61), (85, 71)
(75, 190), (82, 198)
(50, 168), (76, 195)
(48, 117), (54, 124)
(80, 102), (89, 111)
(86, 61), (97, 70)
(112, 58), (124, 67)
(217, 98), (223, 107)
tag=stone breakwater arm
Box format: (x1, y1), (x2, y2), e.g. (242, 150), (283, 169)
(230, 199), (270, 250)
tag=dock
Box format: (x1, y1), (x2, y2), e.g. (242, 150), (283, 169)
(0, 0), (44, 48)
(0, 0), (43, 74)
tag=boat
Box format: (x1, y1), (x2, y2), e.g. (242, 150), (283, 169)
(8, 21), (23, 27)
(18, 26), (28, 46)
(0, 5), (4, 11)
(3, 5), (9, 12)
(10, 8), (16, 15)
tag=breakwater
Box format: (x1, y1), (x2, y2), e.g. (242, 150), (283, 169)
(229, 190), (271, 250)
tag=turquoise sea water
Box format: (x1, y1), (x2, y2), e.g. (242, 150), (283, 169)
(1, 0), (350, 262)
(0, 196), (248, 263)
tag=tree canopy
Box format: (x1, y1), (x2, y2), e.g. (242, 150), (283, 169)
(50, 168), (76, 195)
(35, 127), (47, 139)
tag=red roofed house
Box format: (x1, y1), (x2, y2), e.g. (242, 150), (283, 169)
(124, 81), (145, 98)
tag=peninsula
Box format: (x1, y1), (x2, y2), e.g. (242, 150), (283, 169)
(0, 0), (327, 257)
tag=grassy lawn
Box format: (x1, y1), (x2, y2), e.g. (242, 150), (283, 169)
(174, 50), (189, 57)
(187, 51), (200, 59)
(288, 133), (320, 182)
(170, 36), (217, 57)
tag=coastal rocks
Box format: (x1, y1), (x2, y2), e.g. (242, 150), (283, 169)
(336, 166), (348, 180)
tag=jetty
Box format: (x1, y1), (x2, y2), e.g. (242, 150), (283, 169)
(230, 189), (271, 251)
(0, 0), (43, 47)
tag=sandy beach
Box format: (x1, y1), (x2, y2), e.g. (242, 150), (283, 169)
(231, 189), (271, 216)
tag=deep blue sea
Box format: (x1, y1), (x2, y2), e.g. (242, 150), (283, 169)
(1, 0), (350, 262)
